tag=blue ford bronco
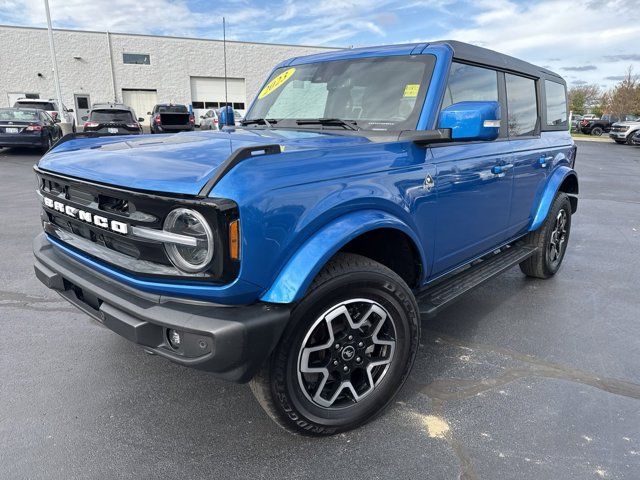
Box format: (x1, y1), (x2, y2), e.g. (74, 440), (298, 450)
(33, 41), (577, 435)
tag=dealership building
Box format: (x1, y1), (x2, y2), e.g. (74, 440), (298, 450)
(0, 24), (334, 125)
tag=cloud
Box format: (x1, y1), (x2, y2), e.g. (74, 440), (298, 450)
(604, 76), (626, 81)
(603, 54), (640, 62)
(562, 65), (598, 72)
(571, 80), (588, 85)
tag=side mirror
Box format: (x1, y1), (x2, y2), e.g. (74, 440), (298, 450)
(200, 115), (205, 119)
(147, 112), (151, 115)
(67, 108), (74, 113)
(138, 117), (144, 122)
(81, 116), (88, 121)
(438, 101), (500, 142)
(54, 117), (62, 123)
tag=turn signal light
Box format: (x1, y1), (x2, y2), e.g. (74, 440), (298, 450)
(229, 220), (240, 260)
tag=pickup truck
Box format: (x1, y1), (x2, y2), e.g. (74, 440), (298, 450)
(579, 114), (638, 136)
(149, 104), (195, 133)
(33, 40), (577, 436)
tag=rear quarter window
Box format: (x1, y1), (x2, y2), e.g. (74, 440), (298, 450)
(545, 80), (567, 127)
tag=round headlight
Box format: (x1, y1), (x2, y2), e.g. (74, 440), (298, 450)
(163, 208), (214, 273)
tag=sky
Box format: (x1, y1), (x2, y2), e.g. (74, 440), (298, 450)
(0, 0), (638, 89)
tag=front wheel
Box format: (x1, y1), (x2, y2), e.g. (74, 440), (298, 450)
(250, 253), (420, 436)
(520, 193), (572, 279)
(591, 126), (604, 136)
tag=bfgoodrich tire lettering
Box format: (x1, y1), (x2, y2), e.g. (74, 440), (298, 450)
(250, 253), (420, 435)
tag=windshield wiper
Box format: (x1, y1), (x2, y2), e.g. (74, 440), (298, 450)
(241, 118), (277, 127)
(295, 118), (359, 131)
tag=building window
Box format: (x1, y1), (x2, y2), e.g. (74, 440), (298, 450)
(25, 93), (40, 99)
(545, 80), (567, 127)
(123, 53), (150, 65)
(205, 101), (219, 109)
(192, 101), (204, 109)
(506, 74), (538, 137)
(233, 102), (245, 110)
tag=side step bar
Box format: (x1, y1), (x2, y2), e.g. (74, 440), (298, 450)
(416, 243), (538, 317)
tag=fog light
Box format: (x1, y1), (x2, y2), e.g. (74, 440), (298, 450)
(167, 329), (182, 349)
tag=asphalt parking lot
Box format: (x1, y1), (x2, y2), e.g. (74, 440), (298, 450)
(1, 140), (639, 479)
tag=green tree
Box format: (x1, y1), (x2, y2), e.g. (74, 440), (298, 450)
(568, 84), (601, 115)
(604, 67), (640, 116)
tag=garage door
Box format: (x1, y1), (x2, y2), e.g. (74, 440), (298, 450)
(190, 77), (246, 124)
(121, 89), (158, 125)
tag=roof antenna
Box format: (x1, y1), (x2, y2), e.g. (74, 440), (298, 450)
(222, 17), (230, 127)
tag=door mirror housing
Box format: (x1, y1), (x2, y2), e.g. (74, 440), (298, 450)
(438, 101), (500, 142)
(67, 108), (74, 113)
(54, 117), (62, 123)
(81, 115), (89, 121)
(138, 117), (144, 122)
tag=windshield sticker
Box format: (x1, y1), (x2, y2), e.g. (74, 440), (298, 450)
(403, 84), (420, 97)
(258, 68), (296, 99)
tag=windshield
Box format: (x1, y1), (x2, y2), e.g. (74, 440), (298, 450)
(246, 55), (435, 131)
(0, 109), (39, 121)
(90, 110), (134, 123)
(158, 105), (188, 113)
(15, 101), (56, 110)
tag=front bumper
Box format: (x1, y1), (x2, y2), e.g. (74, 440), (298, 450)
(33, 233), (291, 382)
(609, 131), (628, 140)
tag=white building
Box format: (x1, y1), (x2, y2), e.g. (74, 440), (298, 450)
(0, 25), (335, 125)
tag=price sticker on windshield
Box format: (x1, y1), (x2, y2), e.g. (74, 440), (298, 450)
(258, 68), (296, 99)
(403, 84), (420, 97)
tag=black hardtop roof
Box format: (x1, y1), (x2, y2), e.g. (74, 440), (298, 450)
(433, 40), (564, 82)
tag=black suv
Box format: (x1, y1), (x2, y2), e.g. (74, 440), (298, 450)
(82, 103), (144, 135)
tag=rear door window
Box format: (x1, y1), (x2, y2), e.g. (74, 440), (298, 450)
(90, 110), (134, 123)
(441, 62), (499, 108)
(505, 74), (538, 137)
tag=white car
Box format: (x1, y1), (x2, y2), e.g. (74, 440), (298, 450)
(199, 108), (244, 130)
(609, 120), (640, 145)
(12, 98), (76, 134)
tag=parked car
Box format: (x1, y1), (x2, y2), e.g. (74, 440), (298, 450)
(82, 103), (144, 135)
(0, 107), (62, 152)
(199, 108), (244, 130)
(199, 109), (220, 130)
(580, 114), (637, 136)
(33, 40), (578, 436)
(570, 114), (583, 132)
(13, 98), (76, 134)
(631, 129), (640, 146)
(609, 120), (640, 144)
(149, 104), (195, 133)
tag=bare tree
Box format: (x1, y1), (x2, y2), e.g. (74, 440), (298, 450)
(604, 66), (640, 116)
(568, 84), (602, 114)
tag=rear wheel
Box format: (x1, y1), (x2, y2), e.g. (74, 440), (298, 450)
(41, 135), (52, 153)
(520, 193), (572, 279)
(591, 126), (604, 136)
(250, 253), (420, 436)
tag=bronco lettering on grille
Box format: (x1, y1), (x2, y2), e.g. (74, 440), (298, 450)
(43, 196), (129, 234)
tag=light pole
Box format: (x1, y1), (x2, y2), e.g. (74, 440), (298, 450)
(44, 0), (64, 121)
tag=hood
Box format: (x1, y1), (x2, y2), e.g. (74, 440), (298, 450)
(612, 121), (640, 127)
(38, 129), (371, 196)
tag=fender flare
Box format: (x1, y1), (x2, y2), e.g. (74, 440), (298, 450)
(260, 210), (425, 304)
(530, 166), (578, 231)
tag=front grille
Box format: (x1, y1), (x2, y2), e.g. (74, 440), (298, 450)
(36, 168), (240, 283)
(610, 126), (628, 133)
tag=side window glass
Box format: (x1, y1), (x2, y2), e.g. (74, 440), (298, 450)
(506, 74), (538, 137)
(441, 62), (498, 109)
(545, 80), (567, 126)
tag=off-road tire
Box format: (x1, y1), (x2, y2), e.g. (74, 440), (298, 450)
(520, 193), (572, 279)
(250, 253), (420, 436)
(591, 126), (604, 136)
